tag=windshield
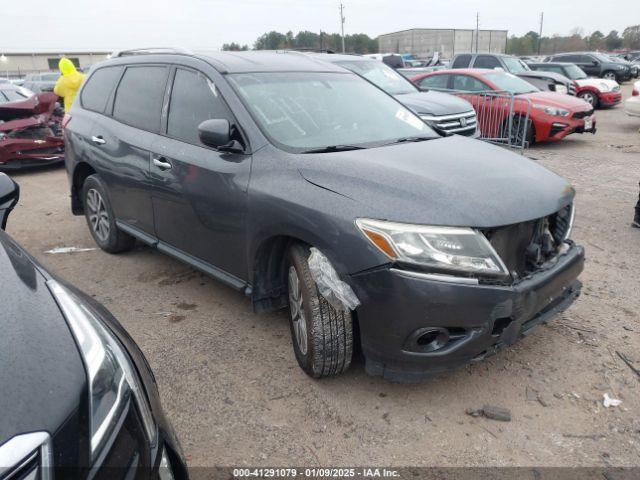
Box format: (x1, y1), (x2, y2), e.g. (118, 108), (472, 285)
(482, 72), (539, 94)
(336, 60), (417, 95)
(503, 57), (530, 73)
(42, 73), (60, 81)
(564, 64), (587, 79)
(228, 72), (436, 152)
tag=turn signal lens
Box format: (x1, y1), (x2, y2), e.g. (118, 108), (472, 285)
(360, 228), (398, 259)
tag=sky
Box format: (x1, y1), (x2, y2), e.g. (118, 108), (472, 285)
(1, 0), (635, 52)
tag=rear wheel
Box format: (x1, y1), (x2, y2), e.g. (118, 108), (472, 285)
(578, 90), (599, 108)
(286, 243), (353, 378)
(82, 175), (135, 253)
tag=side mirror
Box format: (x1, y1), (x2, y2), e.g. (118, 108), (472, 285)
(592, 60), (599, 66)
(0, 173), (20, 230)
(198, 119), (231, 148)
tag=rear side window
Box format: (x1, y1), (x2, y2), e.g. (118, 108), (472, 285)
(452, 54), (472, 68)
(167, 68), (234, 146)
(81, 66), (122, 113)
(418, 74), (449, 90)
(113, 66), (168, 132)
(474, 55), (501, 69)
(452, 75), (488, 92)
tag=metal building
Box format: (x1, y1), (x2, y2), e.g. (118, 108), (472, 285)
(0, 49), (110, 78)
(378, 29), (508, 59)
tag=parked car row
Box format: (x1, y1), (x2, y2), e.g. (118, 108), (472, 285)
(543, 52), (637, 82)
(411, 68), (596, 144)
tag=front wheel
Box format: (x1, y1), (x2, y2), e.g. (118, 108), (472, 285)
(82, 175), (135, 253)
(286, 244), (353, 378)
(578, 91), (599, 108)
(602, 71), (617, 81)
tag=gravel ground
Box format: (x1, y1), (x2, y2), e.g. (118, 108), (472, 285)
(5, 83), (640, 468)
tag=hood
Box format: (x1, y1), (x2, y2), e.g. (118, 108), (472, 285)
(520, 91), (592, 111)
(0, 231), (86, 441)
(0, 92), (57, 122)
(518, 71), (571, 84)
(395, 90), (474, 116)
(297, 135), (573, 228)
(576, 78), (619, 91)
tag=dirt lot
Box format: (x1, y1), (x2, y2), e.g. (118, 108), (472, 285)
(5, 83), (640, 468)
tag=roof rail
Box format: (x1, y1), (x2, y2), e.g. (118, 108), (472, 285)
(111, 47), (191, 58)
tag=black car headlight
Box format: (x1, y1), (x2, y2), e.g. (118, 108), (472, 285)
(356, 219), (508, 277)
(47, 280), (156, 460)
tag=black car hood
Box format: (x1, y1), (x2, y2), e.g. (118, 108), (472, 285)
(298, 135), (573, 228)
(395, 91), (473, 116)
(519, 71), (571, 85)
(0, 231), (85, 443)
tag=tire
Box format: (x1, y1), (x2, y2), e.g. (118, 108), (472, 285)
(81, 174), (135, 253)
(602, 71), (617, 81)
(578, 91), (599, 108)
(506, 115), (534, 147)
(286, 243), (353, 378)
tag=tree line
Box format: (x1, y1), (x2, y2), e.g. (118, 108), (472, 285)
(223, 30), (378, 54)
(507, 25), (640, 56)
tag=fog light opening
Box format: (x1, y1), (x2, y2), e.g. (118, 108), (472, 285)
(492, 317), (513, 336)
(415, 328), (450, 352)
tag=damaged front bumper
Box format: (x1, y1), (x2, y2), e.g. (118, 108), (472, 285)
(350, 243), (584, 382)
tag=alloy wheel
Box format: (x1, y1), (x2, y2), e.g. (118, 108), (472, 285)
(288, 266), (308, 355)
(86, 188), (110, 242)
(581, 92), (596, 106)
(603, 72), (616, 80)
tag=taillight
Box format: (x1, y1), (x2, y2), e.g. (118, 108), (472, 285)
(62, 114), (72, 129)
(633, 88), (639, 96)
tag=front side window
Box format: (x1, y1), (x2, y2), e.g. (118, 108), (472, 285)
(81, 66), (123, 113)
(113, 66), (168, 132)
(482, 72), (539, 94)
(336, 60), (416, 95)
(167, 68), (234, 145)
(452, 54), (472, 68)
(228, 72), (436, 152)
(473, 55), (501, 69)
(418, 74), (450, 90)
(452, 75), (488, 92)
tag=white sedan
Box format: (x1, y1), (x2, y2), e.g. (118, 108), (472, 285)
(625, 81), (640, 117)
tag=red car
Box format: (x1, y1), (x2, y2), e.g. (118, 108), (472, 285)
(411, 69), (596, 143)
(0, 85), (64, 170)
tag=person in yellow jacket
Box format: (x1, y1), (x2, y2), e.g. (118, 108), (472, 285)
(53, 58), (85, 112)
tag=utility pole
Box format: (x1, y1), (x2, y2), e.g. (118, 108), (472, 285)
(475, 12), (479, 53)
(340, 3), (346, 53)
(538, 12), (544, 55)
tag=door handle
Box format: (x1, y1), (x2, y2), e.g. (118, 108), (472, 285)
(91, 135), (106, 145)
(152, 156), (172, 170)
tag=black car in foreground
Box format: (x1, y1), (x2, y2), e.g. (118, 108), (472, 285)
(65, 50), (584, 381)
(0, 174), (187, 478)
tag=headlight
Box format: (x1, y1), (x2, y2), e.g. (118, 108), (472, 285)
(534, 104), (570, 117)
(598, 83), (611, 92)
(555, 85), (568, 94)
(356, 219), (508, 277)
(47, 280), (156, 459)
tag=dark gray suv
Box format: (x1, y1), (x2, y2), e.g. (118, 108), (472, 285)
(64, 50), (584, 381)
(544, 52), (632, 82)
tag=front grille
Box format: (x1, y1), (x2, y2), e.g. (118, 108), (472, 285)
(483, 204), (574, 280)
(0, 432), (52, 480)
(421, 110), (477, 136)
(572, 108), (594, 119)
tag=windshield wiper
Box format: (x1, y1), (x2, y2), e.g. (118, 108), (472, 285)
(301, 145), (367, 154)
(385, 135), (438, 145)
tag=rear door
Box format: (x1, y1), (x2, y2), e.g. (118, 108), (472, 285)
(149, 65), (251, 283)
(89, 64), (169, 237)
